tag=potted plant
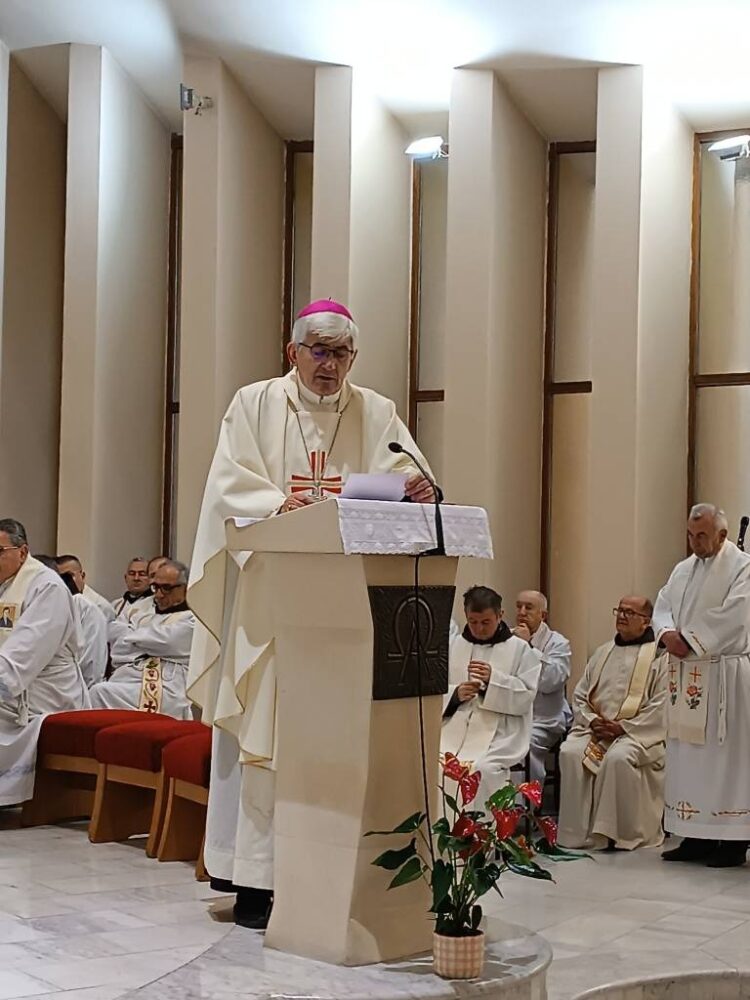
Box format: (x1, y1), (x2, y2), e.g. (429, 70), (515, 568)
(366, 753), (583, 980)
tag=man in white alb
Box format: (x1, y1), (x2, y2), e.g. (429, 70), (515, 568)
(513, 590), (572, 784)
(90, 560), (195, 718)
(442, 585), (542, 810)
(56, 554), (115, 623)
(655, 503), (750, 868)
(0, 519), (89, 805)
(108, 555), (163, 646)
(111, 557), (151, 618)
(558, 595), (667, 850)
(187, 299), (436, 927)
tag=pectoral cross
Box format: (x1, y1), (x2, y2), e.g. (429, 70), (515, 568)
(669, 662), (677, 683)
(288, 450), (343, 499)
(689, 665), (702, 685)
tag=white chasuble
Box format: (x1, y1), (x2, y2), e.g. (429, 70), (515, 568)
(441, 634), (541, 811)
(653, 540), (750, 839)
(558, 639), (667, 851)
(186, 370), (432, 888)
(0, 558), (89, 805)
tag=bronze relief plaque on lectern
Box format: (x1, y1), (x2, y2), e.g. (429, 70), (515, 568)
(368, 585), (454, 700)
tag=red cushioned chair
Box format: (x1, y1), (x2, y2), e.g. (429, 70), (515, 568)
(21, 710), (172, 827)
(89, 719), (206, 855)
(156, 728), (211, 880)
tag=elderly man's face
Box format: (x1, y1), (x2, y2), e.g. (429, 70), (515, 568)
(687, 514), (726, 559)
(614, 596), (651, 642)
(57, 558), (85, 592)
(0, 531), (28, 584)
(125, 560), (150, 596)
(465, 607), (502, 642)
(515, 591), (546, 635)
(148, 557), (168, 585)
(286, 334), (356, 397)
(152, 565), (186, 612)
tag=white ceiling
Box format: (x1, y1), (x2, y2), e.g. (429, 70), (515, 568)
(0, 0), (748, 139)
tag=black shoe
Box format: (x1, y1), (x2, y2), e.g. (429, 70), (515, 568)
(661, 837), (717, 862)
(233, 887), (274, 929)
(706, 842), (748, 869)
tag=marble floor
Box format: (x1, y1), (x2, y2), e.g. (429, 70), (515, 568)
(2, 815), (750, 1000)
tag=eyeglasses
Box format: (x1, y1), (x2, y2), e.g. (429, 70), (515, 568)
(0, 546), (20, 555)
(612, 607), (649, 620)
(153, 582), (183, 593)
(298, 342), (355, 363)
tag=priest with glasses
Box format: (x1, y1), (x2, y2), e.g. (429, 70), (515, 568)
(187, 299), (436, 927)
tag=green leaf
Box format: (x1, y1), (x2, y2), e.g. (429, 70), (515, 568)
(443, 792), (459, 813)
(471, 904), (482, 930)
(430, 859), (452, 911)
(504, 858), (554, 880)
(372, 839), (417, 870)
(432, 817), (450, 835)
(486, 784), (518, 811)
(388, 856), (424, 888)
(534, 838), (592, 861)
(365, 812), (425, 837)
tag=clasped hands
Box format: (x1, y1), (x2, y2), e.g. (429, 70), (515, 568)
(660, 629), (691, 659)
(590, 716), (625, 741)
(278, 473), (435, 513)
(456, 660), (491, 703)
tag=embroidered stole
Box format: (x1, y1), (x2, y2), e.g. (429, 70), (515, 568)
(441, 640), (518, 764)
(137, 610), (191, 714)
(582, 640), (656, 774)
(0, 558), (46, 722)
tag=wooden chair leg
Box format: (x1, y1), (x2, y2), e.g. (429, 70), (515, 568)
(21, 768), (97, 827)
(195, 833), (208, 881)
(146, 772), (168, 858)
(88, 765), (155, 844)
(157, 780), (206, 863)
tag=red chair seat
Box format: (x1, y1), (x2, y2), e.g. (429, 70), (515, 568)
(161, 729), (212, 787)
(95, 720), (207, 773)
(38, 710), (173, 758)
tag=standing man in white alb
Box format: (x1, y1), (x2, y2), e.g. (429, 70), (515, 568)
(654, 503), (750, 868)
(187, 299), (436, 928)
(513, 590), (572, 784)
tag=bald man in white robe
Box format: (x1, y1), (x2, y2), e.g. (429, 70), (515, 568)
(558, 596), (667, 850)
(655, 504), (750, 868)
(187, 299), (437, 928)
(90, 560), (194, 719)
(0, 520), (89, 806)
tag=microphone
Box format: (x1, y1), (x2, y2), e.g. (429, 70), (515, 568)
(388, 441), (444, 556)
(738, 515), (749, 552)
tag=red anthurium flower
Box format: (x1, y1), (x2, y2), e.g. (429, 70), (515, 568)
(517, 781), (543, 808)
(442, 752), (470, 782)
(516, 834), (534, 859)
(452, 814), (491, 858)
(492, 807), (520, 840)
(459, 770), (481, 806)
(536, 816), (558, 846)
(452, 814), (478, 839)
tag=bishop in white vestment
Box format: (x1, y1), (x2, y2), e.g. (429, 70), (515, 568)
(442, 585), (542, 810)
(513, 591), (572, 784)
(0, 520), (89, 806)
(654, 504), (750, 867)
(90, 560), (194, 719)
(558, 596), (666, 850)
(186, 299), (436, 927)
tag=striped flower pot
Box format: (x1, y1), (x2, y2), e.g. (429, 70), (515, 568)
(433, 930), (485, 979)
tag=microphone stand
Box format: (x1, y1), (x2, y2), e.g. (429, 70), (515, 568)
(738, 515), (749, 552)
(388, 442), (445, 557)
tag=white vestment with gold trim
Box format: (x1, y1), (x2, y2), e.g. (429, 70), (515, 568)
(558, 638), (666, 850)
(653, 540), (750, 839)
(187, 370), (430, 889)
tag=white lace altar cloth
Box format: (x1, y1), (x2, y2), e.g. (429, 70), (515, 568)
(335, 500), (493, 558)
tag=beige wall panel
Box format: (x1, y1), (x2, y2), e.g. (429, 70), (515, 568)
(0, 59), (65, 552)
(292, 151), (313, 319)
(415, 401), (444, 484)
(177, 57), (284, 562)
(444, 69), (546, 606)
(553, 153), (595, 383)
(417, 156), (448, 391)
(695, 386), (750, 539)
(549, 394), (591, 688)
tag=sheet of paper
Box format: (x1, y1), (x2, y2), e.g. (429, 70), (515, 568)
(341, 472), (408, 502)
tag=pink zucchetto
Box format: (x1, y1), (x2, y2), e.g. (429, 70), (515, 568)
(292, 298), (359, 347)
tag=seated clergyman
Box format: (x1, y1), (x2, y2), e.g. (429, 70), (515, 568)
(55, 553), (114, 623)
(107, 554), (163, 647)
(90, 559), (195, 718)
(441, 585), (542, 809)
(558, 595), (667, 850)
(0, 519), (89, 806)
(111, 557), (150, 618)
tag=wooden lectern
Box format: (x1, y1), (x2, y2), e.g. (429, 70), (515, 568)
(225, 498), (492, 966)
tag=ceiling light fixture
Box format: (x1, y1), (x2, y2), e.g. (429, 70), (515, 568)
(404, 136), (448, 159)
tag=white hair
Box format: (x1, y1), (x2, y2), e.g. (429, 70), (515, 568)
(690, 503), (728, 532)
(291, 311), (359, 348)
(518, 589), (548, 611)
